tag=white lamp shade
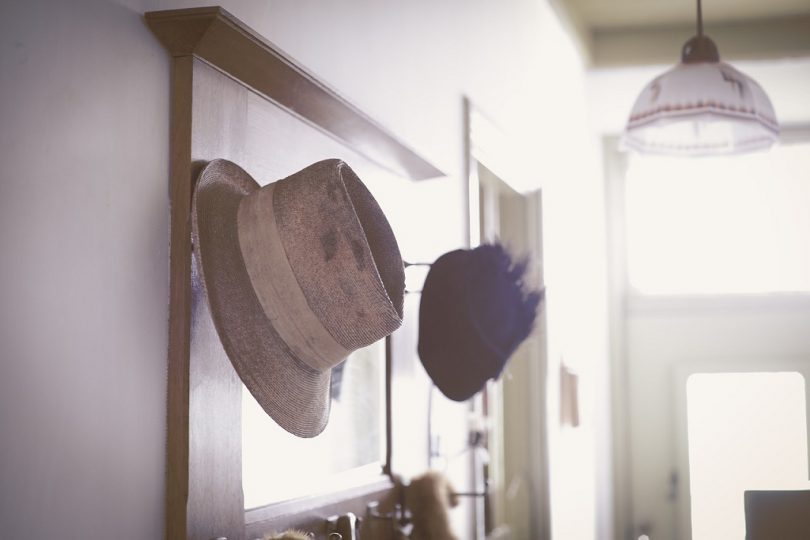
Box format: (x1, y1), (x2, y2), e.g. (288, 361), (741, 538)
(622, 62), (779, 156)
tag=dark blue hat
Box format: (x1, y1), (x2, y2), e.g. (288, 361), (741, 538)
(417, 243), (543, 401)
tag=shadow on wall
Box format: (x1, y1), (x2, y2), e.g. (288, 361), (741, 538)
(0, 0), (170, 538)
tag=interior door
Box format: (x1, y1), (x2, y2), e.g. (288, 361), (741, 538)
(672, 359), (810, 540)
(476, 161), (550, 540)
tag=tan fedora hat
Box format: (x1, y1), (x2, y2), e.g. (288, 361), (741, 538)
(191, 158), (404, 438)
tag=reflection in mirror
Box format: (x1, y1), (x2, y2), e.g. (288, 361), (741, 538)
(242, 340), (386, 509)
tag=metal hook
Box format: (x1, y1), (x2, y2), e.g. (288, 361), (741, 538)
(326, 512), (358, 540)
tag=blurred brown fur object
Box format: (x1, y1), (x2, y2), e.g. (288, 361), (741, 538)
(406, 471), (459, 540)
(264, 530), (311, 540)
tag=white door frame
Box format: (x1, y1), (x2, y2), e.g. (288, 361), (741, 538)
(464, 96), (550, 540)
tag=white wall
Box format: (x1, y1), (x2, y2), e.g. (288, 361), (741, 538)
(530, 7), (611, 540)
(0, 1), (579, 538)
(0, 1), (169, 538)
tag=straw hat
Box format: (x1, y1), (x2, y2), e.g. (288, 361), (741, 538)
(192, 158), (404, 437)
(417, 244), (542, 401)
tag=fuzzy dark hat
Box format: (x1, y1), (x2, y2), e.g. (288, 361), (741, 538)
(417, 243), (543, 401)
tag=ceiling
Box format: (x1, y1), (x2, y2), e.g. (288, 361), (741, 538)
(552, 0), (810, 66)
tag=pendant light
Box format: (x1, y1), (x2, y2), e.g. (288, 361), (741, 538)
(621, 0), (779, 156)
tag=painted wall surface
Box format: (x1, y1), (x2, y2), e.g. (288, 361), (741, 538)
(533, 9), (610, 540)
(0, 1), (604, 539)
(0, 2), (170, 538)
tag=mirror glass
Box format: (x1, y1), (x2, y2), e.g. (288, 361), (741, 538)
(242, 340), (386, 509)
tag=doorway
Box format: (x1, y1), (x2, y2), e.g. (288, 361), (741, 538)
(466, 96), (550, 540)
(606, 133), (810, 540)
(674, 367), (810, 539)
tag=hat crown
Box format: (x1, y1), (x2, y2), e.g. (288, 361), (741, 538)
(270, 159), (404, 351)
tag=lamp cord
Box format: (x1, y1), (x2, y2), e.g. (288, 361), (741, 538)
(697, 0), (703, 36)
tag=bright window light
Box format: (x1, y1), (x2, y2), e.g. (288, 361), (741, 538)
(625, 141), (810, 295)
(686, 372), (809, 540)
(242, 341), (385, 509)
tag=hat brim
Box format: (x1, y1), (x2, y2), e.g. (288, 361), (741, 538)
(191, 159), (331, 438)
(418, 329), (495, 402)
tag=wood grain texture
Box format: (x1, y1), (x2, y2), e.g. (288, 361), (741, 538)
(163, 56), (409, 540)
(186, 60), (248, 540)
(245, 479), (394, 538)
(165, 57), (250, 540)
(165, 55), (193, 540)
(145, 6), (443, 182)
(149, 9), (446, 537)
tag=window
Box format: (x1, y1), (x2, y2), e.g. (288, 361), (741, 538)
(242, 341), (385, 508)
(686, 372), (809, 539)
(624, 141), (810, 295)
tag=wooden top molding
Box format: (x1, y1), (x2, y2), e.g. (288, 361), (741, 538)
(145, 6), (443, 181)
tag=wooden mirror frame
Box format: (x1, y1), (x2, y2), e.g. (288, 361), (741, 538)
(145, 7), (442, 539)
